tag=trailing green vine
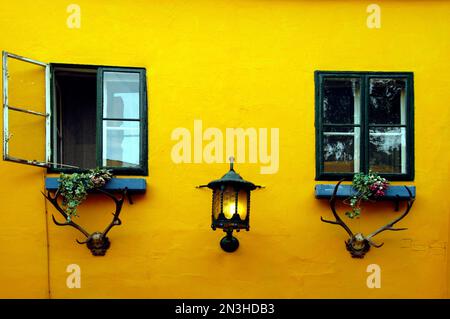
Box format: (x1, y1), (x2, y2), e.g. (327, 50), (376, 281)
(58, 168), (113, 221)
(345, 171), (389, 219)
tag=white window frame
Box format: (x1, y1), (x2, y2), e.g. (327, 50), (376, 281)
(2, 51), (51, 167)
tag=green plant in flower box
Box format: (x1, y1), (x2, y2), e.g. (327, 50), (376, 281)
(58, 168), (113, 221)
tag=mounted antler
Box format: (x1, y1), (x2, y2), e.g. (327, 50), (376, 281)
(365, 186), (414, 247)
(42, 189), (90, 243)
(97, 188), (124, 239)
(320, 179), (414, 258)
(43, 188), (127, 256)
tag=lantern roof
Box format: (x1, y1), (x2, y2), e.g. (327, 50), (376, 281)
(207, 158), (259, 190)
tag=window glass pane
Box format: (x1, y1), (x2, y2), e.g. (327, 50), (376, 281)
(323, 78), (360, 124)
(103, 72), (140, 119)
(103, 120), (140, 167)
(323, 127), (360, 173)
(369, 78), (406, 125)
(369, 127), (406, 173)
(8, 109), (46, 162)
(7, 57), (46, 113)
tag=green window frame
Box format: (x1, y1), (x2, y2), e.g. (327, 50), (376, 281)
(315, 71), (414, 181)
(50, 64), (148, 176)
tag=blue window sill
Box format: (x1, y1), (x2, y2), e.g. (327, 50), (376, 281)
(45, 177), (146, 193)
(315, 184), (416, 199)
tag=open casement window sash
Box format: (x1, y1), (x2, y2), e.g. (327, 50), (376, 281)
(2, 51), (51, 168)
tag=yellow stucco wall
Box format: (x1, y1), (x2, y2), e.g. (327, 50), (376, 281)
(0, 0), (449, 298)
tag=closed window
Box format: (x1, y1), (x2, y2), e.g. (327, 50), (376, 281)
(315, 71), (414, 180)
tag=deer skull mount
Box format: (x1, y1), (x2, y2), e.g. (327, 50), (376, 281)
(43, 188), (127, 256)
(321, 180), (414, 258)
(81, 232), (111, 257)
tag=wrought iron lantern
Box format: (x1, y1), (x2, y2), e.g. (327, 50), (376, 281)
(199, 157), (261, 252)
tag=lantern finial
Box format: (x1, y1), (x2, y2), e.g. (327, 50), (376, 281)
(229, 156), (235, 171)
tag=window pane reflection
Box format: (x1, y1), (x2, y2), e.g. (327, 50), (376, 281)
(323, 127), (360, 173)
(103, 120), (140, 167)
(369, 127), (406, 173)
(323, 78), (360, 124)
(369, 79), (406, 125)
(103, 72), (140, 119)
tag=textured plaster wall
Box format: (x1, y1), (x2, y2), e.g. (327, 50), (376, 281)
(0, 0), (449, 298)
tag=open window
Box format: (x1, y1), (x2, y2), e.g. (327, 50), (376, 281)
(2, 51), (148, 175)
(2, 51), (51, 167)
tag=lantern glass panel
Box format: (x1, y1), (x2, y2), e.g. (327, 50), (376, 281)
(222, 185), (237, 219)
(212, 188), (221, 220)
(221, 186), (248, 220)
(237, 190), (248, 220)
